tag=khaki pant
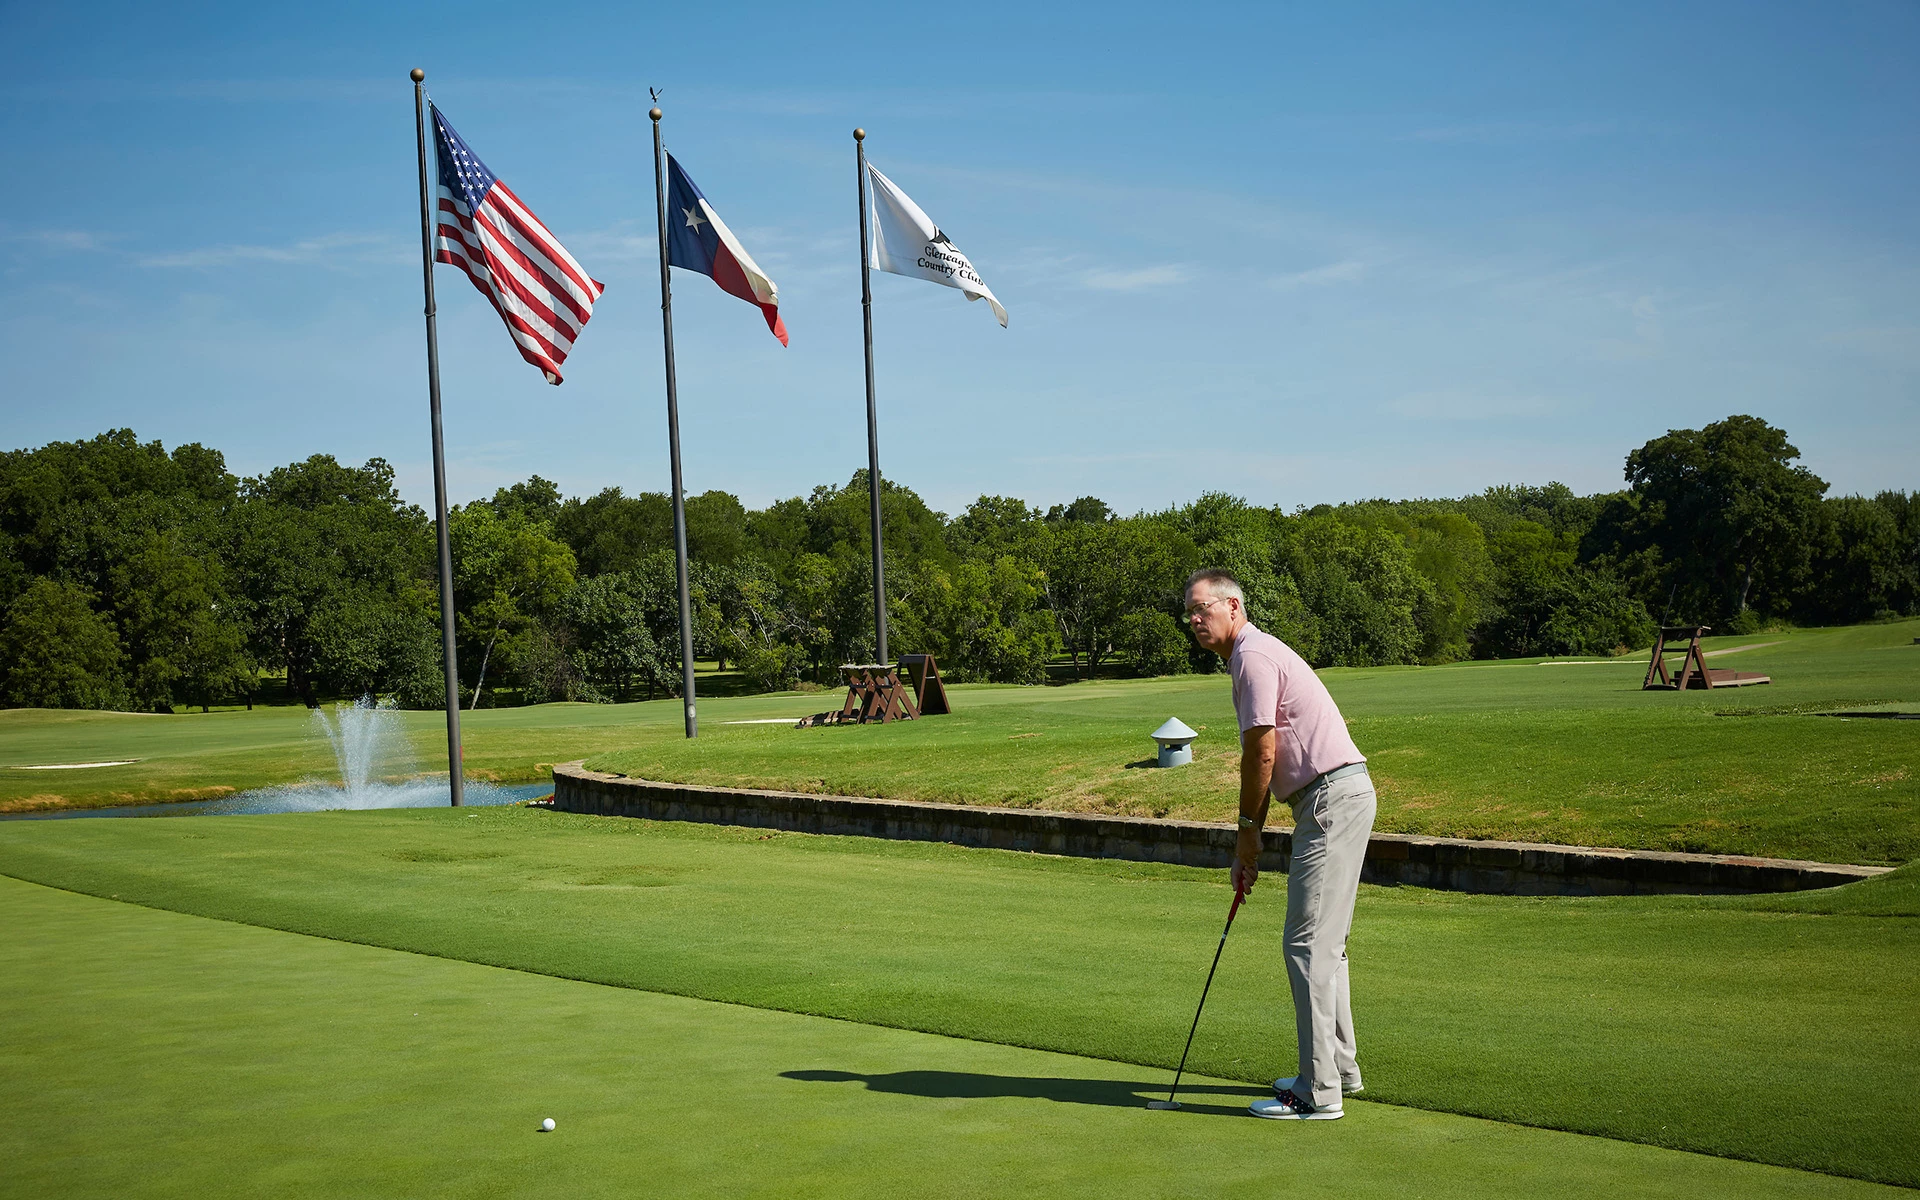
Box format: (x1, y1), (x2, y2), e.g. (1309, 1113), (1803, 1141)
(1283, 764), (1377, 1109)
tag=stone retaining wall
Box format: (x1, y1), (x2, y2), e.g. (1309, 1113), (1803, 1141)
(551, 763), (1888, 897)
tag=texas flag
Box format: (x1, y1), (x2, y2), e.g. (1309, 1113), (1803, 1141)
(663, 154), (788, 345)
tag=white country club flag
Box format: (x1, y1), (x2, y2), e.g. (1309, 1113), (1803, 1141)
(866, 163), (1006, 328)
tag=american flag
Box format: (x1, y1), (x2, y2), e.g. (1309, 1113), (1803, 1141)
(431, 104), (603, 385)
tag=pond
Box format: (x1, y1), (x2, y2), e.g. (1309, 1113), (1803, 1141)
(1, 780), (552, 821)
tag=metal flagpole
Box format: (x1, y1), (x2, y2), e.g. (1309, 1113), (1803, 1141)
(410, 68), (465, 806)
(652, 105), (699, 738)
(854, 128), (888, 665)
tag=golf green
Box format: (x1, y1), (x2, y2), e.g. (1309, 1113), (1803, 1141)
(2, 808), (1914, 1186)
(0, 875), (1898, 1200)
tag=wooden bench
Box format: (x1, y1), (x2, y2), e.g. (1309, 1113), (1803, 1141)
(1642, 626), (1771, 690)
(796, 655), (952, 727)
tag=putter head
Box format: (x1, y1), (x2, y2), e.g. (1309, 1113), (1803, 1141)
(1146, 1099), (1181, 1110)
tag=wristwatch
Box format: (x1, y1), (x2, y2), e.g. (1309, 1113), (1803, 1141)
(1237, 814), (1258, 830)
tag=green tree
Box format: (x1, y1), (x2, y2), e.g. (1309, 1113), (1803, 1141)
(949, 495), (1044, 562)
(112, 530), (250, 711)
(488, 475), (564, 525)
(1281, 516), (1430, 667)
(1163, 493), (1317, 664)
(1875, 491), (1920, 616)
(685, 491), (749, 567)
(1045, 496), (1114, 525)
(1622, 415), (1828, 622)
(1038, 517), (1194, 678)
(449, 504), (577, 707)
(554, 488), (674, 577)
(1803, 495), (1915, 623)
(0, 429), (234, 591)
(552, 573), (651, 700)
(695, 559), (811, 692)
(1456, 482), (1601, 541)
(230, 455), (432, 706)
(1399, 512), (1494, 663)
(898, 555), (1058, 684)
(1477, 521), (1653, 657)
(0, 430), (244, 707)
(1113, 609), (1191, 677)
(0, 579), (127, 709)
(797, 471), (954, 573)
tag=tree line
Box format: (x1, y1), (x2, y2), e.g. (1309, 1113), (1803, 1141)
(1, 415), (1913, 712)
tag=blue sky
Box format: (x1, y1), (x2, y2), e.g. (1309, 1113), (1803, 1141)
(2, 1), (1915, 516)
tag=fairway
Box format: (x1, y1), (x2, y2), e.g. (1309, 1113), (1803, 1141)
(2, 807), (1915, 1188)
(4, 876), (1904, 1200)
(5, 620), (1916, 864)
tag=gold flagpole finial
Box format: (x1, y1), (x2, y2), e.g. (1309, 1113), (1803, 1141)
(410, 68), (424, 82)
(853, 128), (865, 142)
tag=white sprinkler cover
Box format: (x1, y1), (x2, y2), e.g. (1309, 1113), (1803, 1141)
(1151, 717), (1198, 745)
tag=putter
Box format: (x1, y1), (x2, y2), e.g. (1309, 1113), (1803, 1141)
(1147, 877), (1249, 1110)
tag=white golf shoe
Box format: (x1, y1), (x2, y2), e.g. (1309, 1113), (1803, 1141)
(1249, 1089), (1342, 1120)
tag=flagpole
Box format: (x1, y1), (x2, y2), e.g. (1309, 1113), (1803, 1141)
(411, 68), (465, 806)
(854, 128), (889, 666)
(653, 106), (699, 739)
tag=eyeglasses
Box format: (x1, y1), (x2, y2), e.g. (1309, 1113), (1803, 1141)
(1182, 597), (1230, 622)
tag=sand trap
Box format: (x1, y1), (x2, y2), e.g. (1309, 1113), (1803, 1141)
(12, 760), (141, 770)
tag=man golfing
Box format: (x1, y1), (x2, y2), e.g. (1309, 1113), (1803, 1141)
(1183, 568), (1376, 1121)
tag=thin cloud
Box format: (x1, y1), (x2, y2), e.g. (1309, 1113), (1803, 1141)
(0, 77), (395, 106)
(563, 223), (659, 265)
(137, 233), (407, 269)
(1271, 259), (1366, 288)
(1630, 294), (1662, 342)
(3, 229), (117, 253)
(1082, 264), (1192, 291)
(1407, 120), (1619, 144)
(1823, 325), (1920, 366)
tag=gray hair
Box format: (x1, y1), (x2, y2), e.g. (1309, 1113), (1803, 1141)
(1185, 568), (1244, 604)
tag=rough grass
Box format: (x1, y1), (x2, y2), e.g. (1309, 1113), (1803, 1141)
(2, 808), (1914, 1187)
(6, 619), (1916, 862)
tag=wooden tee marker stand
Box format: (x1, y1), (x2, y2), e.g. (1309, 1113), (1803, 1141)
(798, 654), (951, 727)
(896, 654), (950, 715)
(1642, 625), (1771, 691)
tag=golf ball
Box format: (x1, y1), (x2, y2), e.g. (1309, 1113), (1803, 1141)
(541, 1118), (556, 1132)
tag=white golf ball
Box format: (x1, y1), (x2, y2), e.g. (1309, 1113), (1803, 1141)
(541, 1118), (556, 1132)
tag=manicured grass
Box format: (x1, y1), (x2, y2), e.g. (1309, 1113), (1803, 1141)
(2, 808), (1914, 1186)
(7, 618), (1916, 861)
(588, 620), (1920, 863)
(9, 876), (1897, 1200)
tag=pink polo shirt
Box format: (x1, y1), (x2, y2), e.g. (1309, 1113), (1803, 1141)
(1229, 622), (1365, 801)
